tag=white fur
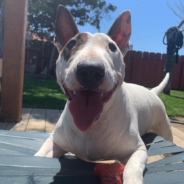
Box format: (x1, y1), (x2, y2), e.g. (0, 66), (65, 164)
(35, 33), (172, 184)
(151, 73), (170, 95)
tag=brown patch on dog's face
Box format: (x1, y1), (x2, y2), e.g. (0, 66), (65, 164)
(61, 33), (88, 61)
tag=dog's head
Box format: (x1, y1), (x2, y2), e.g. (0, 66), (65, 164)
(54, 5), (131, 131)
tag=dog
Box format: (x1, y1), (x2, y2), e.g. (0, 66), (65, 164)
(35, 5), (173, 184)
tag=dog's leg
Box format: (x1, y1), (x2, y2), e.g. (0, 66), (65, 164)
(120, 143), (147, 184)
(35, 138), (66, 158)
(151, 114), (173, 158)
(151, 114), (173, 142)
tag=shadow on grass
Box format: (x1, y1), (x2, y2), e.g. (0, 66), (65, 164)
(170, 95), (184, 100)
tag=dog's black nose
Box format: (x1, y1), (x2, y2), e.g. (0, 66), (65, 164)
(76, 61), (105, 88)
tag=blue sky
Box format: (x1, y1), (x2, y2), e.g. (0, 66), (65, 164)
(78, 0), (184, 55)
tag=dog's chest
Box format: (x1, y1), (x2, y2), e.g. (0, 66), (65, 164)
(65, 129), (112, 161)
(73, 141), (118, 161)
(73, 136), (108, 161)
(63, 122), (133, 161)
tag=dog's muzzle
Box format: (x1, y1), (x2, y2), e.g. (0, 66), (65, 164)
(76, 60), (105, 89)
(62, 61), (117, 132)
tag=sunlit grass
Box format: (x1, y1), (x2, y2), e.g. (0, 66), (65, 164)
(22, 77), (184, 117)
(159, 90), (184, 117)
(22, 77), (67, 109)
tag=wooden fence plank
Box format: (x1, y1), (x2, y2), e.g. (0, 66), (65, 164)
(180, 56), (184, 90)
(125, 51), (184, 89)
(171, 61), (183, 89)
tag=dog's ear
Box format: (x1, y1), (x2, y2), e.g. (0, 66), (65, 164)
(54, 5), (79, 52)
(107, 10), (131, 56)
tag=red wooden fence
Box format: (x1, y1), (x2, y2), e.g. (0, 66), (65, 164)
(124, 51), (184, 90)
(25, 42), (184, 90)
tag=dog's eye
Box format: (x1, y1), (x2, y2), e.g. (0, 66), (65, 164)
(67, 40), (77, 50)
(109, 43), (117, 52)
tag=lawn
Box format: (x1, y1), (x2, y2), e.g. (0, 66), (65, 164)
(22, 77), (67, 109)
(22, 77), (184, 117)
(159, 90), (184, 117)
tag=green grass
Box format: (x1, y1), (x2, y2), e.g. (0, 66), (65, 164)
(22, 78), (184, 117)
(22, 77), (67, 109)
(159, 90), (184, 117)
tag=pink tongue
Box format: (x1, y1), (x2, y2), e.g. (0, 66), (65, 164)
(69, 90), (103, 131)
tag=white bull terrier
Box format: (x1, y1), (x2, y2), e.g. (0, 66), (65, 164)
(35, 5), (173, 184)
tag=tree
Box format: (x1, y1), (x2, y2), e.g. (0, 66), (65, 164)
(167, 0), (184, 20)
(28, 0), (116, 74)
(0, 0), (116, 74)
(28, 0), (117, 41)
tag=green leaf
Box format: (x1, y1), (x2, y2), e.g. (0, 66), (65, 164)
(27, 0), (117, 41)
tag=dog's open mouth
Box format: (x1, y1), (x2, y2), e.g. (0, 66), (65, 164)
(63, 84), (116, 131)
